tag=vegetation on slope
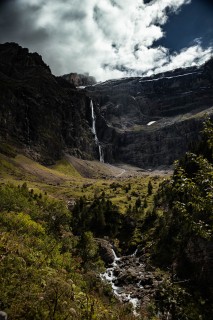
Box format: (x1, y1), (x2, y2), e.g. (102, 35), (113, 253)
(146, 118), (213, 319)
(0, 182), (141, 319)
(1, 119), (212, 319)
(153, 118), (213, 267)
(0, 150), (164, 319)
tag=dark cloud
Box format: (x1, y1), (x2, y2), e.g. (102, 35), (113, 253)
(61, 11), (87, 21)
(0, 0), (13, 7)
(111, 42), (120, 53)
(20, 28), (49, 45)
(0, 2), (47, 45)
(93, 5), (102, 24)
(92, 5), (112, 38)
(109, 0), (122, 9)
(143, 0), (153, 4)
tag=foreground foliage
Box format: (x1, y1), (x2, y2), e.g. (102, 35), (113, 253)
(150, 118), (213, 319)
(0, 183), (136, 319)
(1, 119), (212, 319)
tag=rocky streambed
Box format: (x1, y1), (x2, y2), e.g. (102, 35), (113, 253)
(97, 240), (163, 316)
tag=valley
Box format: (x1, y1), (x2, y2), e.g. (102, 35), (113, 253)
(0, 42), (212, 319)
(0, 148), (170, 319)
(0, 150), (167, 214)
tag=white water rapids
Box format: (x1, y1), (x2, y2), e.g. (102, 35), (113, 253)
(100, 248), (142, 316)
(90, 100), (104, 162)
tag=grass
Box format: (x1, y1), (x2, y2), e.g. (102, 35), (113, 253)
(0, 149), (170, 213)
(0, 141), (17, 157)
(51, 159), (82, 178)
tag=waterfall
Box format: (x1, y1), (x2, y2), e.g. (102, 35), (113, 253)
(90, 100), (104, 162)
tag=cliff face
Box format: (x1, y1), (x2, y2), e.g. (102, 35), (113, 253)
(62, 72), (96, 87)
(86, 61), (213, 167)
(0, 43), (97, 164)
(1, 42), (213, 168)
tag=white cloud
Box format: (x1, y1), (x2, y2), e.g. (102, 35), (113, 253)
(153, 45), (212, 74)
(1, 0), (212, 81)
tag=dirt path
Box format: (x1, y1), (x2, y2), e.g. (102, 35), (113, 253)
(66, 155), (173, 179)
(115, 169), (126, 177)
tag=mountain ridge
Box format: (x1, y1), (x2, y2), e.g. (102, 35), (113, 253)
(0, 42), (213, 168)
(0, 42), (98, 164)
(85, 58), (213, 167)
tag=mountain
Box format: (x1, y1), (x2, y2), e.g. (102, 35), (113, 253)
(0, 42), (213, 169)
(62, 72), (96, 87)
(86, 60), (213, 167)
(0, 42), (212, 319)
(0, 42), (97, 164)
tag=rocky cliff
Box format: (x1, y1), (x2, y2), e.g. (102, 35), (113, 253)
(62, 72), (96, 87)
(1, 42), (213, 168)
(0, 43), (97, 164)
(86, 60), (213, 168)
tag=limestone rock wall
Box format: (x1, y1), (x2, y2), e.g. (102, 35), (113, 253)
(0, 43), (96, 164)
(86, 61), (213, 168)
(62, 72), (96, 87)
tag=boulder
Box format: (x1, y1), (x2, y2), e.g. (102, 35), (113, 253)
(96, 239), (116, 265)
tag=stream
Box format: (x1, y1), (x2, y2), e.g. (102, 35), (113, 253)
(98, 240), (165, 317)
(100, 247), (149, 316)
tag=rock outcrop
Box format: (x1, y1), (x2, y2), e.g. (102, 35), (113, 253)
(62, 72), (96, 87)
(0, 43), (97, 164)
(96, 239), (116, 265)
(86, 61), (213, 168)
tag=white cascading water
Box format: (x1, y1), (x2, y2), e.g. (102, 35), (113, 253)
(100, 248), (140, 316)
(90, 100), (104, 162)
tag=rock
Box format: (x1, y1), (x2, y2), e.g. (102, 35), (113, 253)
(101, 240), (163, 305)
(86, 61), (213, 168)
(62, 72), (96, 87)
(143, 277), (154, 285)
(2, 42), (212, 169)
(0, 42), (98, 164)
(0, 311), (7, 320)
(96, 239), (116, 265)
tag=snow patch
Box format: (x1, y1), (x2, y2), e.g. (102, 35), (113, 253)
(147, 121), (156, 126)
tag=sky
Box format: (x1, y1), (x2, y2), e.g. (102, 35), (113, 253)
(0, 0), (212, 81)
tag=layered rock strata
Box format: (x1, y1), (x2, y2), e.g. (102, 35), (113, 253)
(86, 60), (213, 168)
(0, 43), (97, 164)
(1, 42), (213, 168)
